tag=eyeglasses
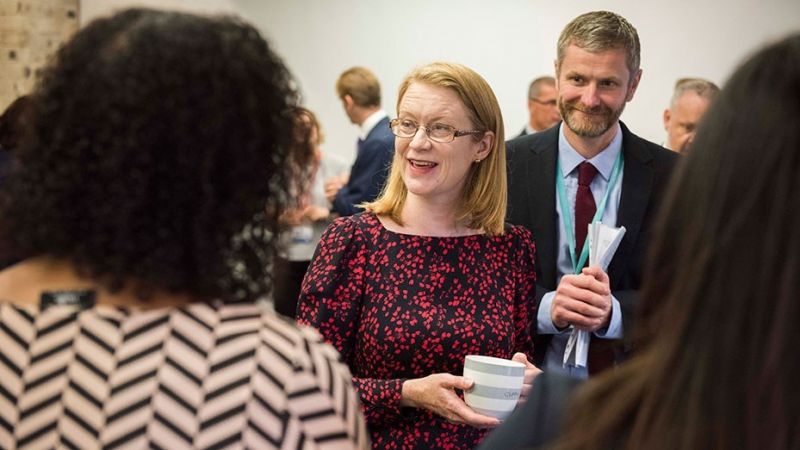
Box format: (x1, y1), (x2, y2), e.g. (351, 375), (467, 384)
(389, 118), (484, 143)
(530, 98), (558, 107)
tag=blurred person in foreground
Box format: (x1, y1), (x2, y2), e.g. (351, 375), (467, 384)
(274, 106), (348, 318)
(480, 32), (800, 450)
(0, 9), (367, 449)
(298, 62), (540, 449)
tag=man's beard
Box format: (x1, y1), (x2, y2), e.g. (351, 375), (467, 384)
(559, 98), (625, 138)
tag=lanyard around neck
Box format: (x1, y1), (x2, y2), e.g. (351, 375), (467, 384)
(555, 151), (624, 274)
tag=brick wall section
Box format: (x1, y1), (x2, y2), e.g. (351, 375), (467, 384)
(0, 0), (79, 111)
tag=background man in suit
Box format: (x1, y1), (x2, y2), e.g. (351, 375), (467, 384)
(325, 66), (394, 216)
(516, 76), (560, 138)
(506, 11), (678, 377)
(662, 77), (720, 153)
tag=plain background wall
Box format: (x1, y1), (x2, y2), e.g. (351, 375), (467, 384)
(80, 0), (237, 24)
(81, 0), (800, 163)
(236, 0), (800, 163)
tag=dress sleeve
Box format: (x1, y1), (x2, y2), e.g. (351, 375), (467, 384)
(297, 217), (365, 360)
(296, 217), (405, 426)
(510, 226), (538, 362)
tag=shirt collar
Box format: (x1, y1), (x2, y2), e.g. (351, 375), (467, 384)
(359, 110), (388, 140)
(557, 122), (623, 181)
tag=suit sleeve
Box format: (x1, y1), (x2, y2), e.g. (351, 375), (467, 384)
(511, 226), (538, 360)
(296, 217), (406, 427)
(505, 138), (553, 327)
(612, 290), (636, 347)
(332, 138), (393, 216)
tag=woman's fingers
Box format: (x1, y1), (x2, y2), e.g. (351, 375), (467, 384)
(453, 403), (501, 428)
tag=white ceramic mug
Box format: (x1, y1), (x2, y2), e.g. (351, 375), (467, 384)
(463, 355), (525, 420)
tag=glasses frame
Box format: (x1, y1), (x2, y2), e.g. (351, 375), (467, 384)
(389, 118), (484, 144)
(529, 98), (558, 107)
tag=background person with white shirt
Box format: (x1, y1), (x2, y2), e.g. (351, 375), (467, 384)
(325, 66), (394, 216)
(506, 11), (678, 378)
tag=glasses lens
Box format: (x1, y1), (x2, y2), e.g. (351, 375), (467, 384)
(531, 98), (552, 106)
(392, 118), (417, 138)
(428, 123), (455, 143)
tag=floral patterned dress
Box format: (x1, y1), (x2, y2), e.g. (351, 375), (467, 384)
(297, 213), (537, 450)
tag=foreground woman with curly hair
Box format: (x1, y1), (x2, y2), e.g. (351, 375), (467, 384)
(0, 8), (367, 449)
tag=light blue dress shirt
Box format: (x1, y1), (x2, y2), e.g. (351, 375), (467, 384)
(537, 123), (625, 379)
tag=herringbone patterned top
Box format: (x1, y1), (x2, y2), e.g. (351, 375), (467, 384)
(0, 301), (368, 450)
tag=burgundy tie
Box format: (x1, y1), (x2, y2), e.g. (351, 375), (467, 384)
(575, 162), (616, 375)
(574, 162), (598, 257)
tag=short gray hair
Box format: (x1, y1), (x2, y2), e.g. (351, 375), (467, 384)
(557, 11), (640, 78)
(527, 76), (555, 100)
(670, 77), (720, 107)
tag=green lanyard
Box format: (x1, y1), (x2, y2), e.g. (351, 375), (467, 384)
(555, 152), (624, 274)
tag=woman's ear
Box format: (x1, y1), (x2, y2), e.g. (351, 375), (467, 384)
(475, 131), (494, 161)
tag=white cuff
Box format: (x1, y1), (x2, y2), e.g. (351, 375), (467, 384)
(537, 291), (571, 334)
(593, 294), (623, 339)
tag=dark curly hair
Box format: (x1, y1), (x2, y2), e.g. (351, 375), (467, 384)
(0, 95), (34, 153)
(0, 8), (303, 303)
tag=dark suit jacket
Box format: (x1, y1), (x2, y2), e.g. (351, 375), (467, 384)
(506, 121), (678, 367)
(332, 116), (394, 216)
(477, 372), (583, 450)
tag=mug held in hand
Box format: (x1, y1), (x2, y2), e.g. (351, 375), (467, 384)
(462, 355), (525, 420)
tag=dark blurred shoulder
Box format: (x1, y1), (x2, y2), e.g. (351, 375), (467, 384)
(478, 371), (584, 450)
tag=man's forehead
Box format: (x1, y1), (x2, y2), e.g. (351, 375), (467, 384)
(560, 45), (628, 70)
(675, 92), (711, 111)
(537, 84), (557, 97)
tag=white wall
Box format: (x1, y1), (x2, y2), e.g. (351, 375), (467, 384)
(79, 0), (800, 163)
(80, 0), (237, 25)
(235, 0), (800, 163)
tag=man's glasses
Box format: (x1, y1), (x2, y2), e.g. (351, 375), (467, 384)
(530, 98), (558, 107)
(389, 118), (484, 144)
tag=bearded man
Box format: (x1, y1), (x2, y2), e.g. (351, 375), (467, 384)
(506, 11), (678, 378)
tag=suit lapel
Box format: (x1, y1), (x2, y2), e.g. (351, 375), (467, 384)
(609, 123), (654, 286)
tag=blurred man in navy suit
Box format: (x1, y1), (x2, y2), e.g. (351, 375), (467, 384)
(325, 67), (394, 216)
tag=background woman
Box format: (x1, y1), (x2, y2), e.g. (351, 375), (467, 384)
(0, 9), (367, 449)
(298, 62), (540, 449)
(274, 107), (348, 318)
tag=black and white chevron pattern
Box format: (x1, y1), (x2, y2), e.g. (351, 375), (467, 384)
(0, 302), (367, 449)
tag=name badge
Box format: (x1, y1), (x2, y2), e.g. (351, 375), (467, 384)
(41, 290), (96, 311)
(291, 225), (313, 244)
